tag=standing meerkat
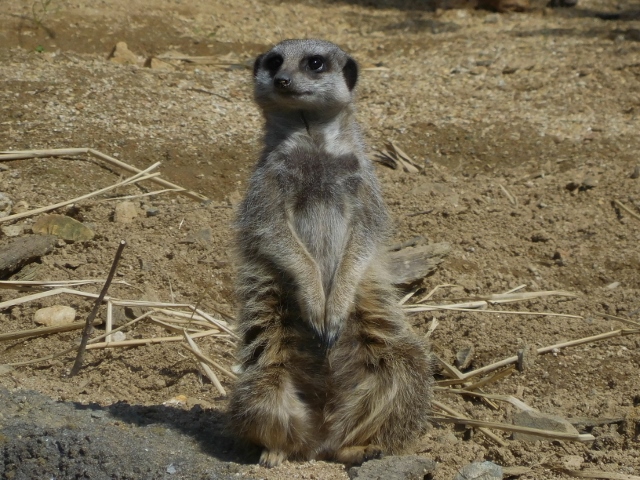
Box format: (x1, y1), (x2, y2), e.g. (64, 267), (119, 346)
(229, 39), (433, 468)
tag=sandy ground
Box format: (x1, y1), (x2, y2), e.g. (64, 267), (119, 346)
(1, 0), (639, 478)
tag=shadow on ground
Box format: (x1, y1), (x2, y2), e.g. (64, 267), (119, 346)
(0, 387), (260, 480)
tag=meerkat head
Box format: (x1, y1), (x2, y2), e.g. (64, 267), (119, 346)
(253, 39), (358, 115)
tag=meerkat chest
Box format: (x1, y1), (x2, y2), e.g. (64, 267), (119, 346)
(280, 147), (363, 281)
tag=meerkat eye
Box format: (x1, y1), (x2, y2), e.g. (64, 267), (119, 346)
(308, 56), (325, 72)
(265, 54), (283, 74)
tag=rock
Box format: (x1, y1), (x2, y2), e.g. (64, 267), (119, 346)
(560, 455), (584, 470)
(512, 410), (579, 442)
(348, 455), (436, 480)
(0, 192), (13, 218)
(455, 344), (475, 369)
(32, 214), (95, 241)
(144, 57), (175, 71)
(478, 0), (531, 13)
(435, 431), (458, 444)
(114, 201), (139, 224)
(182, 227), (213, 247)
(565, 181), (580, 192)
(454, 461), (502, 480)
(146, 207), (159, 217)
(12, 200), (29, 214)
(108, 41), (140, 65)
(553, 249), (569, 266)
(1, 225), (23, 237)
(531, 230), (551, 242)
(0, 235), (57, 278)
(517, 343), (538, 371)
(34, 305), (76, 326)
(581, 176), (597, 190)
(631, 166), (640, 179)
(389, 243), (451, 285)
(109, 331), (126, 342)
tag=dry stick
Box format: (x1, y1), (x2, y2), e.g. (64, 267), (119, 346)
(415, 284), (458, 304)
(463, 365), (516, 391)
(105, 300), (114, 343)
(95, 187), (184, 203)
(592, 311), (640, 328)
(149, 316), (204, 334)
(503, 284), (527, 294)
(0, 164), (161, 223)
(0, 279), (109, 289)
(435, 387), (536, 412)
(0, 287), (68, 311)
(182, 331), (226, 395)
(552, 467), (640, 480)
(150, 314), (214, 330)
(0, 320), (102, 343)
(405, 304), (583, 319)
(499, 184), (517, 206)
(431, 415), (595, 442)
(0, 148), (88, 159)
(399, 288), (419, 305)
(194, 308), (239, 339)
(460, 329), (639, 381)
(432, 400), (507, 447)
(0, 148), (208, 203)
(613, 199), (640, 222)
(86, 329), (221, 349)
(180, 344), (237, 380)
(7, 312), (153, 367)
(70, 240), (126, 376)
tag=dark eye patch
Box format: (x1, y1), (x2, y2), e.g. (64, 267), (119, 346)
(264, 54), (284, 75)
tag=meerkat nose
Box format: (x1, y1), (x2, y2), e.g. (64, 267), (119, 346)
(274, 75), (292, 89)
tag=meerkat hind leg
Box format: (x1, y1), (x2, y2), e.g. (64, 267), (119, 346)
(259, 448), (288, 468)
(324, 276), (433, 459)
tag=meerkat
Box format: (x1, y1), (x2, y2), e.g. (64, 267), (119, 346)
(228, 39), (433, 468)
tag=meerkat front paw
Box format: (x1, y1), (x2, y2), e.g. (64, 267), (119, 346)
(259, 448), (288, 468)
(333, 445), (384, 465)
(298, 287), (326, 338)
(324, 294), (353, 345)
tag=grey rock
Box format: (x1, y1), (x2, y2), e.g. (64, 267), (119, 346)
(517, 343), (538, 371)
(513, 410), (579, 442)
(455, 344), (475, 369)
(147, 207), (160, 217)
(348, 455), (436, 480)
(114, 201), (139, 224)
(32, 214), (95, 241)
(1, 224), (24, 237)
(0, 192), (13, 218)
(454, 461), (502, 480)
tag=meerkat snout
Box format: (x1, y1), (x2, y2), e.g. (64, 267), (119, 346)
(274, 74), (292, 89)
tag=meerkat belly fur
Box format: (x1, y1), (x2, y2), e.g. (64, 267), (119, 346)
(229, 39), (433, 467)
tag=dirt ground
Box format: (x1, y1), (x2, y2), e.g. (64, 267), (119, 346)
(1, 0), (640, 478)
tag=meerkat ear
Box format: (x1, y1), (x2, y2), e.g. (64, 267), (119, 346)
(342, 57), (358, 91)
(253, 54), (265, 78)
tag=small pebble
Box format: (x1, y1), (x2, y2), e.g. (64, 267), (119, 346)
(0, 192), (13, 217)
(455, 461), (502, 480)
(114, 201), (139, 223)
(1, 224), (23, 237)
(34, 305), (76, 326)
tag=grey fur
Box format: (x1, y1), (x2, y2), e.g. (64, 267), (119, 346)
(229, 39), (433, 468)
